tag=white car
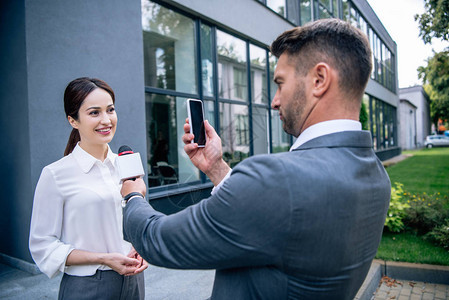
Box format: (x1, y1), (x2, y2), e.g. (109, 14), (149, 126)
(424, 135), (449, 148)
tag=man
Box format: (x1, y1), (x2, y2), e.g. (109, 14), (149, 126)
(121, 19), (391, 299)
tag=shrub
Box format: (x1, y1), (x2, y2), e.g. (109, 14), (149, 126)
(384, 183), (410, 233)
(403, 192), (448, 234)
(425, 219), (449, 250)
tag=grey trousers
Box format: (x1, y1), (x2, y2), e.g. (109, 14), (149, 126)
(58, 270), (145, 300)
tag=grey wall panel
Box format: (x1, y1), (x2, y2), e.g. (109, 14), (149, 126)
(0, 0), (34, 261)
(0, 0), (146, 263)
(24, 0), (147, 191)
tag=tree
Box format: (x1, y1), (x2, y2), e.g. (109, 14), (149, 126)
(414, 0), (449, 44)
(418, 51), (449, 126)
(415, 0), (449, 127)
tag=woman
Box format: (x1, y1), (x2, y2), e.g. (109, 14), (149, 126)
(29, 77), (147, 299)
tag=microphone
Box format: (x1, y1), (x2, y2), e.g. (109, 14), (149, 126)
(117, 145), (145, 182)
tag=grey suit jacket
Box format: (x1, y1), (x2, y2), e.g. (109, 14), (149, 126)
(123, 131), (391, 299)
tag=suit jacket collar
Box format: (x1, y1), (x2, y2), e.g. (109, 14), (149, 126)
(292, 131), (373, 151)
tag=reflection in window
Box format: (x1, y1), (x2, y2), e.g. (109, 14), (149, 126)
(342, 0), (349, 20)
(271, 110), (290, 153)
(286, 0), (300, 24)
(145, 94), (200, 187)
(142, 1), (197, 94)
(233, 68), (247, 100)
(362, 94), (370, 131)
(236, 115), (249, 146)
(269, 53), (277, 100)
(300, 0), (312, 24)
(250, 44), (268, 104)
(253, 106), (269, 155)
(203, 100), (215, 128)
(318, 5), (331, 18)
(267, 0), (286, 17)
(219, 103), (249, 167)
(217, 30), (247, 101)
(201, 24), (214, 97)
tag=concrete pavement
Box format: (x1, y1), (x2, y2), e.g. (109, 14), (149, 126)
(1, 259), (449, 299)
(0, 262), (215, 299)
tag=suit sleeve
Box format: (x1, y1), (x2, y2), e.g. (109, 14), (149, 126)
(29, 167), (74, 278)
(123, 156), (292, 270)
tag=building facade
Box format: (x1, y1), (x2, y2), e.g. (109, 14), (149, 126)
(1, 0), (399, 265)
(399, 86), (431, 149)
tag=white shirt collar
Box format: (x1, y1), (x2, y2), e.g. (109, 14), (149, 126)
(290, 119), (362, 151)
(72, 143), (116, 173)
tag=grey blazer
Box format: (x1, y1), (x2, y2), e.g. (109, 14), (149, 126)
(123, 131), (391, 299)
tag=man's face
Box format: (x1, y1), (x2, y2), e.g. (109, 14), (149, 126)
(271, 53), (309, 137)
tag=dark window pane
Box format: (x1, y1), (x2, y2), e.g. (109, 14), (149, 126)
(145, 94), (200, 187)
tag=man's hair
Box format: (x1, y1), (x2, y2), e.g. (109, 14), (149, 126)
(271, 18), (372, 100)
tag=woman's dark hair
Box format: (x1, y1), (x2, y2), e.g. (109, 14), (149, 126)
(63, 77), (115, 156)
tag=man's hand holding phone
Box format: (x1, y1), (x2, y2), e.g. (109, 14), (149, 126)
(182, 117), (230, 187)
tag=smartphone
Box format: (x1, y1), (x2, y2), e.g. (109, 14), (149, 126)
(187, 99), (206, 147)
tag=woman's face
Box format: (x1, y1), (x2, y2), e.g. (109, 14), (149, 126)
(68, 88), (117, 148)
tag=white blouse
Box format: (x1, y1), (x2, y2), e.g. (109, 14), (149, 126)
(29, 144), (132, 278)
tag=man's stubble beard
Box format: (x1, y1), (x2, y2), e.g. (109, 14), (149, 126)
(282, 83), (307, 137)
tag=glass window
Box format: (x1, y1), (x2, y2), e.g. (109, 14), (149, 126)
(267, 0), (286, 17)
(250, 44), (268, 104)
(333, 0), (338, 16)
(378, 101), (384, 149)
(318, 4), (332, 19)
(271, 110), (290, 153)
(201, 24), (214, 97)
(142, 1), (197, 94)
(341, 0), (349, 20)
(320, 0), (331, 11)
(349, 6), (358, 27)
(217, 30), (248, 101)
(253, 106), (269, 155)
(268, 53), (289, 152)
(219, 103), (249, 167)
(371, 97), (377, 150)
(203, 100), (215, 128)
(145, 94), (200, 187)
(286, 0), (300, 25)
(269, 53), (277, 100)
(300, 0), (312, 24)
(361, 94), (370, 131)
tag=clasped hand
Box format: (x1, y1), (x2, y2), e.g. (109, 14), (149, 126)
(105, 248), (148, 276)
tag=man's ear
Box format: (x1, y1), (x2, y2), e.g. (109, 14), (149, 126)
(311, 62), (332, 98)
(68, 115), (78, 129)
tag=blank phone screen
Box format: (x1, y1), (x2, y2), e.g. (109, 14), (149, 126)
(189, 100), (206, 146)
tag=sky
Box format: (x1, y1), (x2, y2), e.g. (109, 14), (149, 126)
(366, 0), (449, 88)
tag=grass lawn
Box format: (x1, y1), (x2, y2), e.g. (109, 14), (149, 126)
(387, 148), (449, 195)
(375, 147), (449, 265)
(377, 232), (449, 266)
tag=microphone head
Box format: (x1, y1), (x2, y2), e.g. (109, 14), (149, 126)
(118, 145), (134, 156)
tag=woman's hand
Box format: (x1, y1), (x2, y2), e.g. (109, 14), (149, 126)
(127, 247), (149, 275)
(101, 252), (142, 276)
(66, 249), (145, 276)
